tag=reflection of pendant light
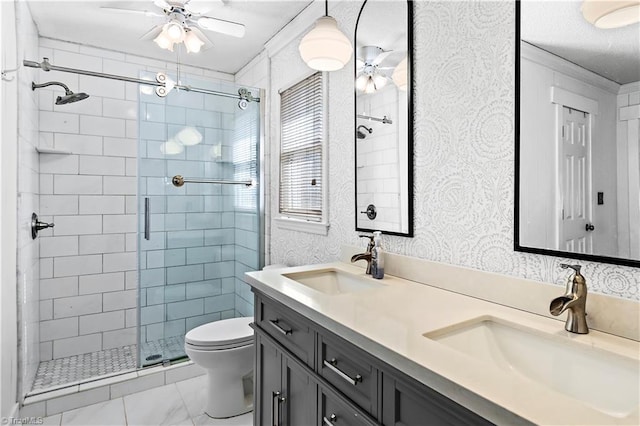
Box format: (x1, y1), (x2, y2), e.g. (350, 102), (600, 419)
(582, 0), (640, 28)
(298, 0), (352, 71)
(392, 56), (408, 91)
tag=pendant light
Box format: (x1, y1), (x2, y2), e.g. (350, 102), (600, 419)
(392, 56), (408, 91)
(299, 0), (353, 71)
(582, 0), (640, 28)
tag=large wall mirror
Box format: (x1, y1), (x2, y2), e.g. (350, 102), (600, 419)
(354, 0), (413, 237)
(516, 0), (640, 267)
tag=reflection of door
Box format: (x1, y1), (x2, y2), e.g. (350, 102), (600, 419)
(560, 106), (592, 253)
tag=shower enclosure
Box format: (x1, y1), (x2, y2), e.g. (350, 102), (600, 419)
(137, 72), (262, 366)
(24, 56), (262, 395)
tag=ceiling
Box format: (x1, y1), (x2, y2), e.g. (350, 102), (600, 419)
(26, 0), (314, 74)
(521, 0), (640, 85)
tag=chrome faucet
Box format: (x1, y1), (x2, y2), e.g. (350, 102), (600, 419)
(351, 235), (375, 274)
(550, 264), (588, 334)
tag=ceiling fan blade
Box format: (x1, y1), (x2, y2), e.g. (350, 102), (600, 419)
(184, 0), (224, 16)
(189, 26), (214, 50)
(372, 50), (394, 66)
(153, 0), (171, 10)
(196, 16), (245, 38)
(140, 25), (163, 41)
(99, 6), (164, 18)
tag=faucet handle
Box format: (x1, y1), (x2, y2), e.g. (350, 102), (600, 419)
(358, 234), (375, 250)
(560, 264), (582, 274)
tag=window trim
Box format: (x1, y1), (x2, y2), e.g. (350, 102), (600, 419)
(276, 71), (329, 235)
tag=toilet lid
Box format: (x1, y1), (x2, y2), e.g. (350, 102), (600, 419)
(185, 317), (254, 348)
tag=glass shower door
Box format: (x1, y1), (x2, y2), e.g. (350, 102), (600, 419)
(137, 73), (261, 367)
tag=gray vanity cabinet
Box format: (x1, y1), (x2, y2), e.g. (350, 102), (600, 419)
(254, 330), (318, 426)
(381, 369), (494, 426)
(252, 291), (493, 426)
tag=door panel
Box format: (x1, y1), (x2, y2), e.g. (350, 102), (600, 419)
(560, 106), (592, 253)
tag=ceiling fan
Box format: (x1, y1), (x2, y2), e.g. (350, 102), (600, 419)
(355, 46), (400, 93)
(101, 0), (246, 53)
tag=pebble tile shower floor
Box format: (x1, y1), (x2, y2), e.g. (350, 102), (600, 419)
(31, 337), (186, 392)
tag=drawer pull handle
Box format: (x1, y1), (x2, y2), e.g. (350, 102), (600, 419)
(324, 358), (363, 386)
(323, 414), (337, 425)
(268, 319), (292, 336)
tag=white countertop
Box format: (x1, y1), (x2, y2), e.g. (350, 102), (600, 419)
(245, 262), (640, 426)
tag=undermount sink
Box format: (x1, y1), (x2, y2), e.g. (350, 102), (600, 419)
(424, 316), (640, 418)
(283, 268), (385, 295)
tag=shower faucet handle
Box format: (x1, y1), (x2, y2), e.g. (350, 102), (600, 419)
(31, 212), (54, 239)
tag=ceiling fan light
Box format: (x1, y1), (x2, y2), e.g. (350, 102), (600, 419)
(364, 77), (376, 94)
(165, 21), (185, 42)
(581, 0), (640, 28)
(392, 56), (408, 91)
(373, 73), (387, 89)
(154, 30), (174, 51)
(299, 16), (353, 71)
(184, 30), (205, 53)
(176, 126), (203, 146)
(160, 138), (184, 155)
(355, 74), (368, 92)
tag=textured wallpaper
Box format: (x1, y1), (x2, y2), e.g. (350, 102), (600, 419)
(269, 1), (639, 302)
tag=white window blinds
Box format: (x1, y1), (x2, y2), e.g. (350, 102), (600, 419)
(279, 72), (324, 220)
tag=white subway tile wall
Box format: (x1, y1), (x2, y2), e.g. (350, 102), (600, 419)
(37, 38), (260, 370)
(356, 85), (403, 231)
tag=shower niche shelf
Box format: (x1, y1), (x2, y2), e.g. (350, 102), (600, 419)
(36, 147), (73, 155)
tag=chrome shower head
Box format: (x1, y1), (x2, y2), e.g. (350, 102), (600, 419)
(55, 91), (89, 105)
(32, 81), (89, 105)
(356, 125), (373, 139)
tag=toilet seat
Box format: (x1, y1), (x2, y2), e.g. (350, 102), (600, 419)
(185, 317), (254, 350)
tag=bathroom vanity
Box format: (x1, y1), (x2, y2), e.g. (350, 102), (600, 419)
(246, 256), (640, 426)
(251, 291), (490, 426)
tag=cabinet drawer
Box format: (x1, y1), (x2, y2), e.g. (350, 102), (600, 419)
(256, 294), (315, 367)
(320, 385), (379, 426)
(319, 333), (378, 417)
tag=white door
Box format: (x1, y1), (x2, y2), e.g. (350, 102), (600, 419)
(559, 106), (593, 253)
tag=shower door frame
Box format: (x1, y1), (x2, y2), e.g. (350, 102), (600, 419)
(136, 80), (266, 368)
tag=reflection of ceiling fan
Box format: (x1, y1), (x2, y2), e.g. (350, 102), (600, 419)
(355, 46), (396, 93)
(102, 0), (246, 53)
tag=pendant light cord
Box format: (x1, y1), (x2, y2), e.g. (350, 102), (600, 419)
(325, 0), (328, 17)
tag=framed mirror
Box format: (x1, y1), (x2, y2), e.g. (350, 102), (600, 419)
(516, 0), (640, 267)
(354, 0), (413, 237)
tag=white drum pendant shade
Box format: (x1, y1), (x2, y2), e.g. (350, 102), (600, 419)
(582, 0), (640, 28)
(299, 16), (352, 71)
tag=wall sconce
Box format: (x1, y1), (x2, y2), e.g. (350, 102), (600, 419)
(582, 0), (640, 28)
(298, 0), (352, 71)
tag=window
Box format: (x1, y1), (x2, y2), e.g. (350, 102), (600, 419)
(277, 72), (328, 234)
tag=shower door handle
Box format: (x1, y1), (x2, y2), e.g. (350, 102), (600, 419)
(144, 197), (150, 240)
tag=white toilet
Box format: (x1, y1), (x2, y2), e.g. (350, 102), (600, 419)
(184, 316), (254, 418)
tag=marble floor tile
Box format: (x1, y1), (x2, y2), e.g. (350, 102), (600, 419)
(60, 398), (126, 425)
(192, 412), (252, 426)
(41, 413), (62, 425)
(123, 383), (192, 426)
(175, 375), (207, 418)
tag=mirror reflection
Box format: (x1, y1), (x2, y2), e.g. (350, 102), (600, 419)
(517, 0), (640, 264)
(355, 0), (412, 236)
